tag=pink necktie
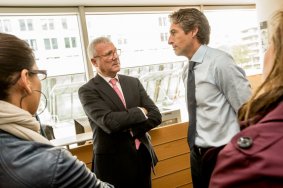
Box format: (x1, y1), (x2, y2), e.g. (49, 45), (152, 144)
(109, 78), (126, 107)
(109, 78), (141, 150)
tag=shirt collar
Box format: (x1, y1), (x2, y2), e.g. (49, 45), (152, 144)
(190, 45), (208, 64)
(97, 72), (120, 83)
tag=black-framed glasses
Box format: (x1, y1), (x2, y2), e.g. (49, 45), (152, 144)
(29, 70), (47, 81)
(94, 49), (121, 59)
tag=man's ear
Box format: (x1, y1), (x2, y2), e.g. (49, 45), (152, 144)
(192, 27), (199, 38)
(18, 69), (32, 94)
(91, 58), (98, 67)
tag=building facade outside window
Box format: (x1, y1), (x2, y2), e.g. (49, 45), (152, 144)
(204, 9), (261, 75)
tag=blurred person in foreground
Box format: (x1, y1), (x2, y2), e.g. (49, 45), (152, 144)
(168, 8), (252, 188)
(78, 37), (161, 188)
(0, 33), (113, 188)
(210, 10), (283, 188)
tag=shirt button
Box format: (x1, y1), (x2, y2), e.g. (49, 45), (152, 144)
(237, 136), (253, 149)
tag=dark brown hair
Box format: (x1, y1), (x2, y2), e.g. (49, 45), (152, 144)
(169, 8), (210, 45)
(0, 33), (35, 100)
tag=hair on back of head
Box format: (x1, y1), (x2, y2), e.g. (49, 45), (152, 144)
(0, 33), (35, 100)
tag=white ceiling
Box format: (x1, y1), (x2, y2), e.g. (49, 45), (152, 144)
(0, 0), (255, 6)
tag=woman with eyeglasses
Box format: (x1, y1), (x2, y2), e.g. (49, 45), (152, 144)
(0, 33), (113, 188)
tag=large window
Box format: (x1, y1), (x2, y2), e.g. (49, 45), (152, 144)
(25, 39), (38, 50)
(19, 19), (34, 31)
(0, 13), (86, 129)
(41, 19), (55, 30)
(0, 5), (259, 138)
(204, 9), (262, 75)
(0, 19), (11, 32)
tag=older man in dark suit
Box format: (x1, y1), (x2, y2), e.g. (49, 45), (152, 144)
(78, 37), (161, 188)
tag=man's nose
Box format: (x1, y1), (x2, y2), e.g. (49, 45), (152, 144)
(168, 36), (173, 45)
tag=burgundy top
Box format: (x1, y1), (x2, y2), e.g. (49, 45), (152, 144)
(209, 102), (283, 188)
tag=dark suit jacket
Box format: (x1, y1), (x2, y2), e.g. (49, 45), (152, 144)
(78, 74), (162, 187)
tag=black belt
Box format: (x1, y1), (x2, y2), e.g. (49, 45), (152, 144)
(193, 146), (212, 156)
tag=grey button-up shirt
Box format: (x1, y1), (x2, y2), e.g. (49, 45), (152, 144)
(183, 45), (252, 147)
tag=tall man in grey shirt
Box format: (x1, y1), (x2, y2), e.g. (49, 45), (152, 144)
(168, 8), (252, 188)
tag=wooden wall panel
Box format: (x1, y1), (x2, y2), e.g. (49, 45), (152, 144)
(153, 154), (190, 179)
(154, 138), (189, 161)
(69, 143), (92, 165)
(152, 169), (192, 188)
(176, 183), (194, 188)
(149, 122), (188, 146)
(150, 122), (191, 188)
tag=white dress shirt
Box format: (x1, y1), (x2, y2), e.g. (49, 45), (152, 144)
(182, 45), (252, 147)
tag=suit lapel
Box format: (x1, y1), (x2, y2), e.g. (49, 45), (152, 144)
(94, 75), (126, 109)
